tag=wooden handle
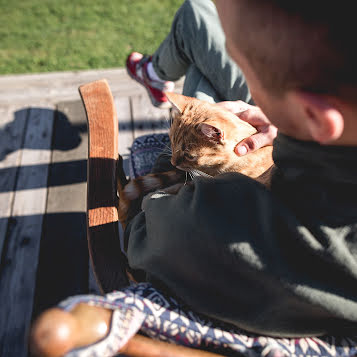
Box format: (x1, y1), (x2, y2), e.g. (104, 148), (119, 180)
(30, 303), (225, 357)
(29, 304), (112, 357)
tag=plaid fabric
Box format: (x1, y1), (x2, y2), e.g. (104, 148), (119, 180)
(61, 283), (357, 357)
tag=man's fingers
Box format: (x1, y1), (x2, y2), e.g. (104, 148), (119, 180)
(216, 100), (277, 156)
(216, 100), (252, 114)
(238, 109), (271, 126)
(235, 131), (274, 156)
(235, 144), (248, 156)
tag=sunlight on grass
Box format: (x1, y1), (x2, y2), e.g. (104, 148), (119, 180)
(0, 0), (184, 74)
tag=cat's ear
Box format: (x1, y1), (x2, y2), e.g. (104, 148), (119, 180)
(165, 92), (188, 117)
(199, 123), (224, 143)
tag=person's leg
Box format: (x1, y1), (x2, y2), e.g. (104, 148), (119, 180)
(152, 0), (252, 103)
(183, 64), (221, 103)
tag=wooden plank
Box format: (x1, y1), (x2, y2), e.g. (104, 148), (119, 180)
(33, 100), (91, 317)
(0, 105), (28, 258)
(0, 106), (54, 357)
(0, 68), (184, 105)
(131, 94), (171, 139)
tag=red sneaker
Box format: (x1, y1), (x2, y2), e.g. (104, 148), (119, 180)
(126, 52), (174, 109)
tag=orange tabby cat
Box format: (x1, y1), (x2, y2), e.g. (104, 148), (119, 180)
(117, 92), (274, 228)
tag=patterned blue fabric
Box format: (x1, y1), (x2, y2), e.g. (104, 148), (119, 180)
(129, 133), (170, 177)
(61, 283), (357, 357)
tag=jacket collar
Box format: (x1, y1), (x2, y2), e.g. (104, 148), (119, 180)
(273, 133), (357, 185)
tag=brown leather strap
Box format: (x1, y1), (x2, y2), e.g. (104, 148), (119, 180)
(79, 79), (129, 292)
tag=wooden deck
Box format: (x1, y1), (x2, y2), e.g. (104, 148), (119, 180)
(0, 68), (183, 357)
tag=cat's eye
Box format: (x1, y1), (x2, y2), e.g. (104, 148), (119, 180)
(184, 153), (195, 161)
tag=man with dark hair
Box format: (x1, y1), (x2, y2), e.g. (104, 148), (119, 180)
(216, 0), (356, 145)
(125, 0), (357, 337)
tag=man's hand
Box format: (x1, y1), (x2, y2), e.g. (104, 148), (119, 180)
(217, 101), (277, 156)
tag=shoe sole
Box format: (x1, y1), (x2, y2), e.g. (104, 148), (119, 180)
(126, 62), (172, 110)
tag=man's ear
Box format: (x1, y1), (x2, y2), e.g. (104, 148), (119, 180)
(291, 91), (344, 144)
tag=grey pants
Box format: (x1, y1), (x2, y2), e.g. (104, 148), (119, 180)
(152, 0), (253, 104)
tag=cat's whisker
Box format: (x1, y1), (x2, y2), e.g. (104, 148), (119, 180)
(161, 118), (170, 128)
(161, 144), (173, 153)
(159, 149), (171, 156)
(155, 138), (172, 152)
(162, 111), (171, 124)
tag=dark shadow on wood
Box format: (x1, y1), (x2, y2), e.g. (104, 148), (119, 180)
(121, 118), (170, 132)
(0, 158), (130, 193)
(0, 108), (84, 161)
(54, 110), (86, 150)
(0, 211), (88, 356)
(32, 212), (89, 319)
(0, 160), (86, 192)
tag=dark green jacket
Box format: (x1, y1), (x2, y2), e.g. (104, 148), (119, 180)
(126, 134), (357, 337)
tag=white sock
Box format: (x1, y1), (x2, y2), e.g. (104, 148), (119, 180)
(147, 62), (165, 82)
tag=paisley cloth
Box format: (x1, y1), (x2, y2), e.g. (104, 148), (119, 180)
(129, 133), (170, 178)
(61, 282), (357, 357)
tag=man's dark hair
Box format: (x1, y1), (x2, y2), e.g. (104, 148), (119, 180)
(235, 0), (357, 103)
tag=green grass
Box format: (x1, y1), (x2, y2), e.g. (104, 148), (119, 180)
(0, 0), (184, 75)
